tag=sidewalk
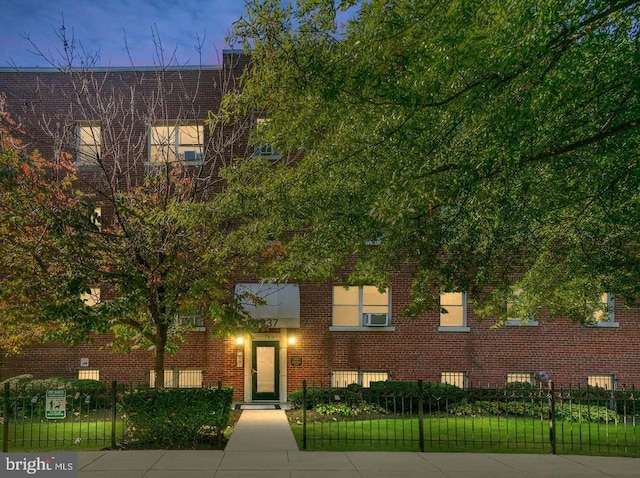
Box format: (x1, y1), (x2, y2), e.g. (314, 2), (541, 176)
(76, 409), (640, 477)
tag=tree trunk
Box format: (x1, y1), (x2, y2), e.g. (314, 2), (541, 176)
(154, 326), (168, 388)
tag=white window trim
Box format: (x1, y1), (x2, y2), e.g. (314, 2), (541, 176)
(76, 123), (101, 165)
(441, 371), (468, 389)
(506, 372), (536, 386)
(586, 293), (619, 328)
(148, 123), (205, 165)
(330, 285), (395, 331)
(506, 288), (538, 326)
(438, 291), (470, 332)
(331, 370), (390, 388)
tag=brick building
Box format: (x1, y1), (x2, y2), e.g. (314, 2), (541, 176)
(1, 52), (639, 402)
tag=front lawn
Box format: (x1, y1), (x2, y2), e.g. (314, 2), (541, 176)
(287, 410), (640, 457)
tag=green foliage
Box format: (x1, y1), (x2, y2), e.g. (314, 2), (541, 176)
(118, 387), (233, 449)
(230, 0), (640, 319)
(448, 400), (620, 423)
(315, 402), (387, 417)
(289, 386), (366, 409)
(1, 376), (109, 418)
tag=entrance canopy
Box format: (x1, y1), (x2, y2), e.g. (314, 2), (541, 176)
(235, 283), (300, 328)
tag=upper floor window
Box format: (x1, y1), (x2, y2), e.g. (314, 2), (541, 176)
(76, 124), (101, 164)
(149, 124), (204, 164)
(332, 285), (390, 328)
(80, 287), (100, 307)
(505, 288), (538, 326)
(254, 118), (280, 159)
(439, 292), (469, 331)
(588, 293), (618, 327)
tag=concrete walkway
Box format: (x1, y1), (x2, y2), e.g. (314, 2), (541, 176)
(225, 409), (298, 451)
(75, 409), (640, 477)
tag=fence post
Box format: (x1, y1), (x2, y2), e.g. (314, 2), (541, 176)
(418, 379), (425, 452)
(217, 381), (223, 449)
(549, 381), (556, 454)
(111, 381), (117, 449)
(302, 380), (307, 450)
(2, 381), (9, 452)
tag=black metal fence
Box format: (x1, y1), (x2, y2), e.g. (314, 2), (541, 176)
(296, 380), (640, 456)
(1, 378), (230, 452)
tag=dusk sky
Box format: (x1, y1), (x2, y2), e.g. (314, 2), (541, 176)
(1, 0), (249, 68)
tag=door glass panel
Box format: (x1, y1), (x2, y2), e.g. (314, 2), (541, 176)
(256, 346), (275, 393)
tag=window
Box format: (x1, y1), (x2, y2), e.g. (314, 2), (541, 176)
(331, 285), (391, 328)
(505, 288), (538, 326)
(92, 206), (102, 231)
(588, 293), (618, 327)
(80, 287), (100, 306)
(439, 292), (469, 331)
(76, 124), (101, 164)
(588, 374), (616, 391)
(78, 369), (100, 380)
(149, 369), (203, 388)
(441, 372), (468, 388)
(331, 370), (389, 388)
(507, 372), (535, 386)
(149, 124), (204, 164)
(175, 310), (205, 330)
(254, 118), (280, 159)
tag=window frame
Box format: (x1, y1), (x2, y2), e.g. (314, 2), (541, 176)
(80, 287), (101, 307)
(76, 123), (101, 165)
(77, 369), (100, 381)
(253, 117), (281, 160)
(506, 372), (536, 386)
(149, 369), (203, 388)
(331, 370), (389, 388)
(441, 371), (468, 389)
(587, 293), (619, 328)
(505, 288), (538, 326)
(438, 291), (470, 332)
(587, 373), (616, 391)
(148, 123), (205, 165)
(329, 285), (395, 331)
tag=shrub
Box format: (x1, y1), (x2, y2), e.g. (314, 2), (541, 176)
(289, 386), (366, 409)
(369, 381), (464, 413)
(448, 400), (620, 423)
(119, 387), (233, 449)
(315, 402), (387, 417)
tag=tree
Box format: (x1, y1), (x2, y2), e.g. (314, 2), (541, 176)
(228, 0), (640, 322)
(0, 95), (89, 353)
(0, 30), (266, 387)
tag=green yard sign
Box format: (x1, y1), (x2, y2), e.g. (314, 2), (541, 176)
(45, 389), (66, 419)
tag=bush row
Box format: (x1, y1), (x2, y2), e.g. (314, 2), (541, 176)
(448, 400), (621, 423)
(118, 386), (233, 449)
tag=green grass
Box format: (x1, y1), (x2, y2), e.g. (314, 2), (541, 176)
(290, 416), (640, 457)
(2, 419), (124, 451)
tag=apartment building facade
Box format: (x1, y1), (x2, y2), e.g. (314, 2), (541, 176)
(1, 52), (638, 401)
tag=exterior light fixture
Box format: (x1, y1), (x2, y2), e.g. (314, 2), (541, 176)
(236, 336), (244, 346)
(288, 335), (296, 346)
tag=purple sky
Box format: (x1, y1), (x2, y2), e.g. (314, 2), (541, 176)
(1, 0), (249, 67)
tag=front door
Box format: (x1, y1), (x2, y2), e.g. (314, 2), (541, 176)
(252, 341), (279, 400)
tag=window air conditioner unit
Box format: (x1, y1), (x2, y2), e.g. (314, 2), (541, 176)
(363, 313), (389, 326)
(182, 151), (203, 161)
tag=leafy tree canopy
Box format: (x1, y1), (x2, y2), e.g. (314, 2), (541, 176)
(228, 0), (640, 322)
